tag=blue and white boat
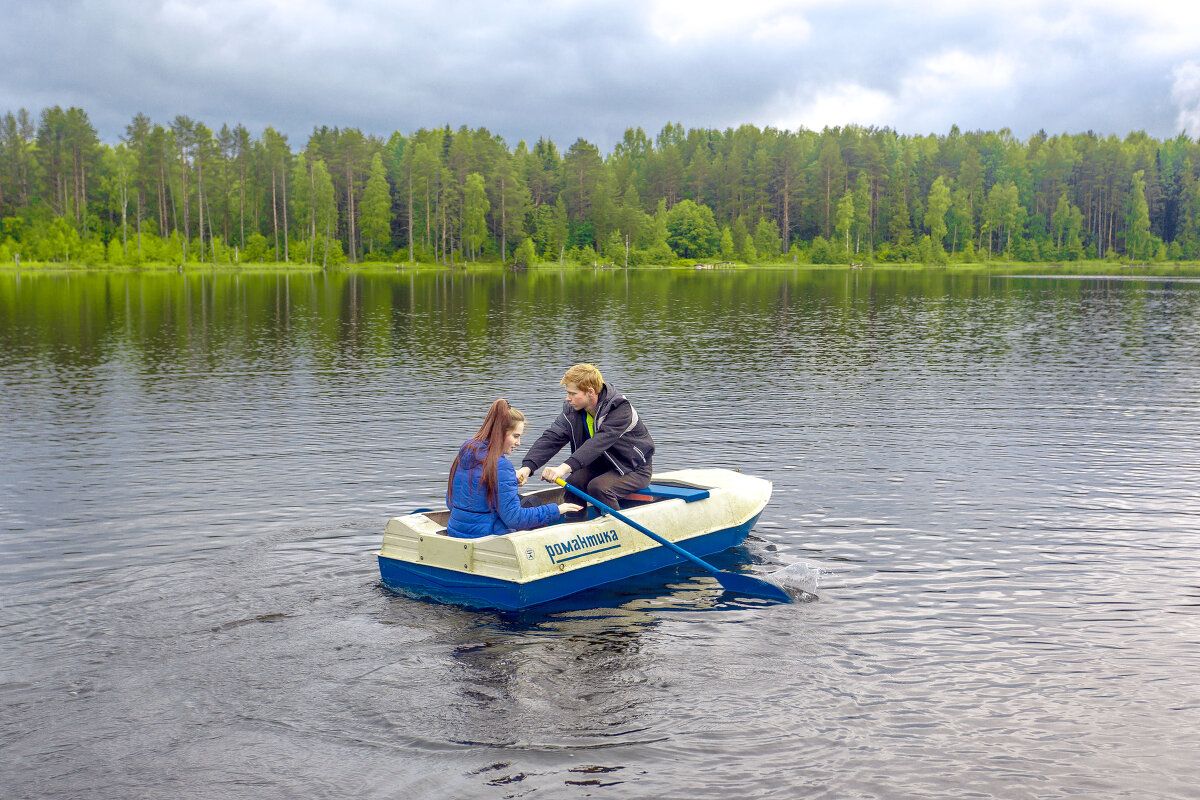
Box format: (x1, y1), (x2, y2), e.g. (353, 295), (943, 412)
(376, 468), (772, 610)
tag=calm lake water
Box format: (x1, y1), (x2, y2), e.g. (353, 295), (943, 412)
(2, 267), (1199, 799)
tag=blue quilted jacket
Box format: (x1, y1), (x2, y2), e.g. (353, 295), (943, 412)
(446, 441), (562, 538)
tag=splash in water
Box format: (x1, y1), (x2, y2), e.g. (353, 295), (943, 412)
(768, 562), (821, 596)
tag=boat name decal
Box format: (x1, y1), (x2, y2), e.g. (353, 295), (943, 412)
(545, 529), (621, 564)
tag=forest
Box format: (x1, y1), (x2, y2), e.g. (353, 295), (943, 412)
(2, 106), (1199, 268)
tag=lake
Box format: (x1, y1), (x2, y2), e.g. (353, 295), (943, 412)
(2, 267), (1199, 799)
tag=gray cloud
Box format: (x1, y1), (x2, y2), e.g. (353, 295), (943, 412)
(2, 0), (1197, 150)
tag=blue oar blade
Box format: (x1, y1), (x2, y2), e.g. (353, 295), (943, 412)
(713, 571), (793, 603)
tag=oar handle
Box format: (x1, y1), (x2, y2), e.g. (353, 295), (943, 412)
(555, 478), (718, 575)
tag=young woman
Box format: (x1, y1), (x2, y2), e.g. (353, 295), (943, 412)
(446, 399), (582, 538)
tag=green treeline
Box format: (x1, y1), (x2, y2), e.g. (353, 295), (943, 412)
(2, 106), (1199, 268)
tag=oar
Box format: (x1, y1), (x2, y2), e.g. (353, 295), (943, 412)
(555, 478), (791, 603)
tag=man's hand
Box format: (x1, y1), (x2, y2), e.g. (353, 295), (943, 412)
(515, 466), (531, 486)
(541, 463), (571, 482)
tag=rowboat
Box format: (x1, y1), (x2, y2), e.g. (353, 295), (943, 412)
(376, 468), (772, 610)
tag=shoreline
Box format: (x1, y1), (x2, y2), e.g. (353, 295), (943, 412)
(5, 259), (1200, 277)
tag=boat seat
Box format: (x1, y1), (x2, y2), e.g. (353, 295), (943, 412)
(623, 483), (710, 504)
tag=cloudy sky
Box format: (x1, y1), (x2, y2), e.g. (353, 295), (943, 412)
(5, 0), (1200, 150)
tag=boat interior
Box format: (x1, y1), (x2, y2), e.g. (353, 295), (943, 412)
(416, 481), (712, 531)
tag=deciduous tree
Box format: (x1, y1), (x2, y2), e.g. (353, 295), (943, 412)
(360, 152), (392, 256)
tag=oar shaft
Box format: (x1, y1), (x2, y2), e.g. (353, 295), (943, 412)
(555, 478), (717, 574)
(554, 477), (791, 604)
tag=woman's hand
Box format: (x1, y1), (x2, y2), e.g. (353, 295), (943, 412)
(558, 503), (583, 515)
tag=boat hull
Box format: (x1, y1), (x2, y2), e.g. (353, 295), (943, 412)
(378, 512), (761, 610)
(375, 468), (771, 611)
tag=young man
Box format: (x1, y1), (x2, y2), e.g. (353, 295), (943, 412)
(516, 363), (654, 518)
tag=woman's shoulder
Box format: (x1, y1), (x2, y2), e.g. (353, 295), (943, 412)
(458, 439), (487, 461)
(497, 454), (516, 474)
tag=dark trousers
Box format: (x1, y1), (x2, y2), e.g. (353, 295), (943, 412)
(566, 461), (653, 518)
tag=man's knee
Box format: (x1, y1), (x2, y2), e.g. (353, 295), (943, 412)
(586, 475), (633, 509)
(584, 478), (615, 505)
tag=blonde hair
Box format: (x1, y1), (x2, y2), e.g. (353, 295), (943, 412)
(560, 363), (603, 395)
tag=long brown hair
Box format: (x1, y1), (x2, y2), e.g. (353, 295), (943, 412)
(447, 399), (526, 508)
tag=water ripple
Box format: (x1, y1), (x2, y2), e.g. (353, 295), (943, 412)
(2, 270), (1200, 799)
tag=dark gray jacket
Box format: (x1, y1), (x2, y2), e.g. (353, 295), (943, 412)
(522, 382), (654, 476)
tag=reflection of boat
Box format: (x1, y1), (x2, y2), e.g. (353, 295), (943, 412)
(376, 468), (771, 611)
